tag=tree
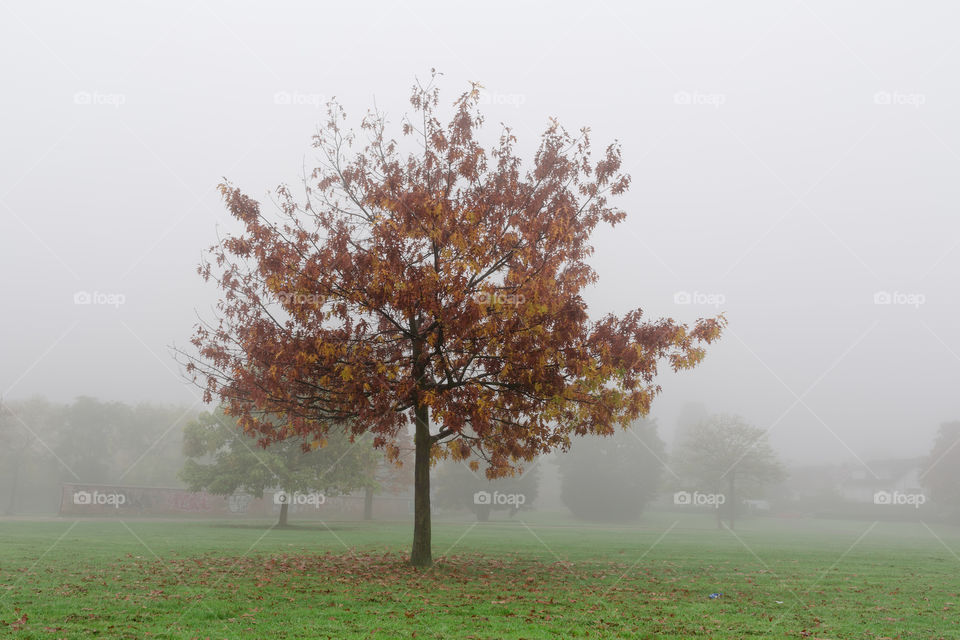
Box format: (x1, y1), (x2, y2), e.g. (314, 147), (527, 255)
(0, 398), (64, 515)
(181, 72), (725, 566)
(922, 421), (960, 520)
(673, 401), (707, 451)
(558, 418), (665, 522)
(435, 457), (539, 521)
(120, 403), (197, 487)
(0, 397), (194, 514)
(55, 397), (133, 484)
(674, 414), (784, 529)
(4, 397), (75, 514)
(364, 430), (415, 520)
(0, 397), (30, 515)
(180, 410), (378, 527)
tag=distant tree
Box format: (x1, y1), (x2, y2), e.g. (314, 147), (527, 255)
(180, 410), (378, 526)
(0, 397), (195, 514)
(435, 457), (539, 521)
(363, 431), (415, 520)
(674, 414), (785, 529)
(0, 398), (30, 515)
(46, 398), (193, 488)
(673, 402), (708, 451)
(922, 421), (960, 520)
(558, 419), (665, 522)
(119, 403), (196, 487)
(54, 397), (138, 484)
(2, 397), (69, 514)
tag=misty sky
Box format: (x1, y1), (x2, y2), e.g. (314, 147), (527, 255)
(1, 1), (958, 467)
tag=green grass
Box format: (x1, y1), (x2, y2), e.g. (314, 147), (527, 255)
(2, 513), (959, 638)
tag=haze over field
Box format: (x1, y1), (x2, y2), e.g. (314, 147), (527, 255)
(4, 4), (960, 638)
(2, 0), (959, 470)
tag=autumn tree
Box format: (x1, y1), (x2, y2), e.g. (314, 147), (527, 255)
(180, 409), (378, 526)
(674, 414), (784, 529)
(922, 421), (960, 520)
(181, 72), (724, 566)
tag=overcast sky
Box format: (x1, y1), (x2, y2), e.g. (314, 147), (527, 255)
(2, 1), (958, 467)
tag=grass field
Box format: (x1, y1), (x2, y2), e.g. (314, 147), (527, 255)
(1, 513), (959, 638)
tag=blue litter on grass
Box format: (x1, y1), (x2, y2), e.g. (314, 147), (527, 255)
(709, 592), (722, 599)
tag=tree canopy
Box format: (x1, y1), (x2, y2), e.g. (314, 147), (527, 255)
(182, 72), (725, 565)
(674, 413), (784, 528)
(558, 418), (665, 522)
(180, 409), (378, 526)
(923, 421), (960, 520)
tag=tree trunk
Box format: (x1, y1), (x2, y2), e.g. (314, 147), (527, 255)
(363, 486), (374, 521)
(727, 475), (736, 530)
(410, 402), (432, 567)
(5, 460), (21, 516)
(278, 500), (289, 528)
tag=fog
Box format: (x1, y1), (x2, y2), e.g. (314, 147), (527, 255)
(2, 0), (958, 482)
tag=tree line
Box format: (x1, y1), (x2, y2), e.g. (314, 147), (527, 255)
(0, 396), (190, 514)
(5, 396), (957, 529)
(0, 398), (407, 523)
(0, 394), (781, 529)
